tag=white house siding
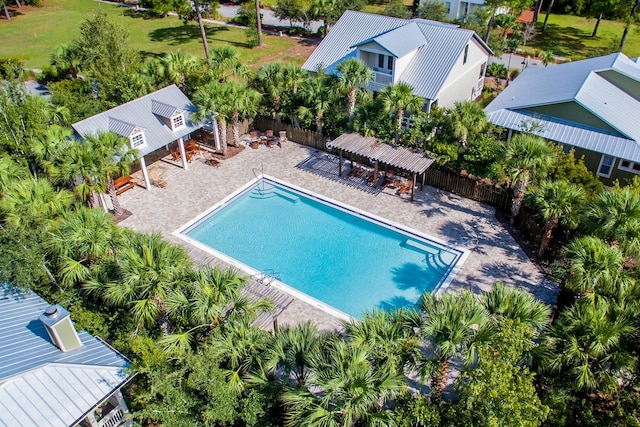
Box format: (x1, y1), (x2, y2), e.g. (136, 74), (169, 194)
(436, 38), (487, 108)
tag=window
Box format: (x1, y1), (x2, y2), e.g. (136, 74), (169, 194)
(387, 55), (394, 70)
(618, 159), (640, 174)
(130, 131), (145, 148)
(479, 62), (486, 79)
(597, 154), (615, 177)
(445, 2), (451, 12)
(378, 54), (385, 68)
(463, 45), (469, 64)
(172, 113), (185, 130)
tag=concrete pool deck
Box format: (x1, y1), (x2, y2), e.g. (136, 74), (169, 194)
(118, 139), (558, 332)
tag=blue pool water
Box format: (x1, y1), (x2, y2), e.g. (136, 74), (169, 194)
(184, 180), (462, 317)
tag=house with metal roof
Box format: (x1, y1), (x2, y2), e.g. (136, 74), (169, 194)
(485, 53), (640, 185)
(302, 10), (492, 111)
(419, 0), (485, 21)
(0, 286), (134, 427)
(72, 85), (216, 190)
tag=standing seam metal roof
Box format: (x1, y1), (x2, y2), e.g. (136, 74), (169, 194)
(485, 53), (640, 162)
(0, 286), (131, 427)
(332, 133), (435, 173)
(72, 85), (202, 157)
(303, 10), (491, 101)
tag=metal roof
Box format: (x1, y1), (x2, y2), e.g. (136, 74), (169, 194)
(487, 109), (640, 163)
(485, 53), (640, 162)
(151, 99), (180, 119)
(0, 286), (131, 427)
(303, 10), (491, 101)
(332, 133), (435, 173)
(108, 117), (139, 137)
(352, 22), (427, 58)
(72, 85), (202, 157)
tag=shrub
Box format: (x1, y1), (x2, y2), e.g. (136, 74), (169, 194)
(288, 26), (307, 36)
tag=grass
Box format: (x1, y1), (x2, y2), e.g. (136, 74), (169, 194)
(0, 0), (305, 69)
(525, 13), (640, 60)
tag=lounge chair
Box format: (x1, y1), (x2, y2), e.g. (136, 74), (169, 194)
(148, 169), (167, 188)
(398, 180), (414, 195)
(203, 151), (221, 167)
(380, 171), (395, 189)
(348, 163), (363, 178)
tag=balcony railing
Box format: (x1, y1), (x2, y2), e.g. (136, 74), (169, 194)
(374, 71), (393, 85)
(98, 407), (130, 427)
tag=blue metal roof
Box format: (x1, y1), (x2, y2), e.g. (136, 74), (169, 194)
(303, 10), (491, 101)
(352, 22), (427, 58)
(486, 53), (640, 162)
(72, 85), (202, 157)
(0, 286), (131, 427)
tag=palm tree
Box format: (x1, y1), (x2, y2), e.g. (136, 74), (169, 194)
(208, 46), (250, 83)
(281, 337), (404, 426)
(528, 180), (585, 257)
(160, 51), (199, 92)
(481, 283), (551, 332)
(449, 100), (487, 149)
(227, 82), (261, 146)
(554, 236), (626, 298)
(345, 308), (420, 375)
(46, 207), (122, 288)
(282, 63), (307, 95)
(192, 82), (232, 156)
(84, 232), (192, 335)
(542, 297), (635, 394)
(192, 0), (210, 62)
(161, 266), (271, 355)
(86, 131), (138, 216)
(213, 318), (272, 393)
(297, 76), (334, 134)
(50, 44), (82, 79)
(582, 186), (640, 256)
(504, 134), (555, 220)
(336, 58), (374, 120)
(266, 321), (323, 386)
(419, 291), (488, 400)
(0, 178), (73, 229)
(255, 63), (288, 122)
(379, 82), (424, 145)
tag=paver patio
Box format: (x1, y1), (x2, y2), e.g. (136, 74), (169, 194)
(118, 138), (558, 332)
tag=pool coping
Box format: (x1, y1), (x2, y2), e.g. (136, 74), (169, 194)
(174, 174), (469, 321)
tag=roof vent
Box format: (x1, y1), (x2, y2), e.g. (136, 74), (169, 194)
(39, 304), (83, 352)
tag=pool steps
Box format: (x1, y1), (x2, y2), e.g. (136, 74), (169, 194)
(250, 187), (300, 203)
(404, 239), (452, 274)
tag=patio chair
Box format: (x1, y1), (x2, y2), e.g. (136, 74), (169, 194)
(398, 180), (414, 195)
(148, 169), (167, 188)
(203, 151), (221, 168)
(185, 140), (200, 157)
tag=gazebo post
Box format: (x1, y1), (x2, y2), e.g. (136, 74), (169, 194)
(411, 172), (416, 202)
(339, 150), (343, 176)
(140, 157), (151, 190)
(374, 160), (379, 183)
(178, 137), (188, 170)
(421, 172), (425, 190)
(212, 115), (221, 151)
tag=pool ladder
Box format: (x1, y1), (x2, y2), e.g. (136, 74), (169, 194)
(252, 269), (281, 285)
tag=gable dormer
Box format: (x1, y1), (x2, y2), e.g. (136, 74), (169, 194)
(351, 22), (427, 87)
(152, 99), (185, 132)
(109, 117), (146, 148)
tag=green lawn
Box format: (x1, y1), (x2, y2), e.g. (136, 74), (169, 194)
(0, 0), (304, 69)
(526, 13), (640, 60)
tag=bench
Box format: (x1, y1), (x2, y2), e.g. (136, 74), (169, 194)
(114, 175), (135, 195)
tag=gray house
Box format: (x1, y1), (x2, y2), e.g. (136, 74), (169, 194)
(72, 85), (214, 190)
(303, 10), (492, 111)
(0, 286), (134, 427)
(485, 53), (640, 186)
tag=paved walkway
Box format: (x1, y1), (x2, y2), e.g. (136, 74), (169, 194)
(118, 138), (557, 331)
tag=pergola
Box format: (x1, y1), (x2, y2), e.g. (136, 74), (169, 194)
(331, 133), (435, 201)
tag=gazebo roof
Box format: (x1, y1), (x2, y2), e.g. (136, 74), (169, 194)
(331, 133), (435, 174)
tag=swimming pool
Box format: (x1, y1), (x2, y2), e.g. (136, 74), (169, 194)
(177, 177), (466, 319)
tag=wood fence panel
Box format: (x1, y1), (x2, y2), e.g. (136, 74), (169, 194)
(253, 117), (326, 150)
(424, 168), (512, 211)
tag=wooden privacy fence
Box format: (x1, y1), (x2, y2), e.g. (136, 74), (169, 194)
(253, 117), (327, 150)
(424, 168), (512, 211)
